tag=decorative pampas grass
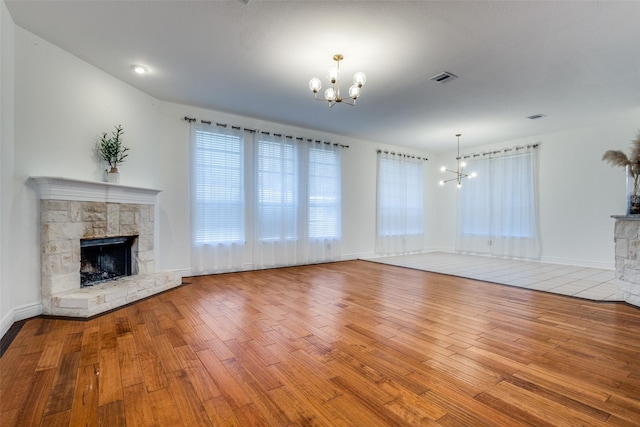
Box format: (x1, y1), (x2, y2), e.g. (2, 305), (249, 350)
(602, 131), (640, 196)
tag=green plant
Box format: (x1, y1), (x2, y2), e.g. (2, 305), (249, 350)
(602, 131), (640, 196)
(97, 125), (129, 170)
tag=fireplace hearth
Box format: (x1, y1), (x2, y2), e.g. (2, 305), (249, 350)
(80, 236), (136, 287)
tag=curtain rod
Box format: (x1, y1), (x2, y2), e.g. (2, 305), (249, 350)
(376, 149), (428, 161)
(461, 143), (540, 160)
(183, 116), (349, 148)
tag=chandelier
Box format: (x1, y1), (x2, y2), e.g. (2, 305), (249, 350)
(308, 54), (366, 107)
(439, 133), (476, 188)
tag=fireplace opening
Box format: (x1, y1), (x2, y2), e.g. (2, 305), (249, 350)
(80, 236), (136, 287)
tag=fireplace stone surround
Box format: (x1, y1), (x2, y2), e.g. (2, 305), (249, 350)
(612, 215), (640, 308)
(32, 177), (182, 317)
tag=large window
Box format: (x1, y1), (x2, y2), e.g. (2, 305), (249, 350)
(456, 146), (540, 259)
(376, 151), (425, 254)
(191, 125), (342, 273)
(192, 126), (244, 244)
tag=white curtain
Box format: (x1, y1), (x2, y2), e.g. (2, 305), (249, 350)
(252, 134), (342, 268)
(252, 133), (301, 268)
(191, 124), (247, 274)
(191, 124), (343, 273)
(456, 146), (541, 259)
(305, 142), (342, 263)
(376, 151), (425, 254)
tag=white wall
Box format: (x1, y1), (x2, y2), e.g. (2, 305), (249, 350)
(1, 0), (17, 336)
(435, 114), (639, 268)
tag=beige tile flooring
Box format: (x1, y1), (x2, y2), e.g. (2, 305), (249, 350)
(365, 251), (621, 302)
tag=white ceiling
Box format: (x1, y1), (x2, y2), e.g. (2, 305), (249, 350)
(5, 0), (640, 152)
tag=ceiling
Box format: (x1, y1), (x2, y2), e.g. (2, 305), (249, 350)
(5, 0), (640, 152)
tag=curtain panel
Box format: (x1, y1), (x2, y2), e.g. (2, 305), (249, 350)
(376, 151), (425, 254)
(190, 124), (247, 274)
(253, 134), (342, 268)
(455, 145), (541, 260)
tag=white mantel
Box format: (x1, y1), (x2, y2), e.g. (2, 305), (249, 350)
(31, 176), (161, 205)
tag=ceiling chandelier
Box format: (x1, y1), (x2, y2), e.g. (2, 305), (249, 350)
(439, 133), (476, 188)
(308, 54), (366, 107)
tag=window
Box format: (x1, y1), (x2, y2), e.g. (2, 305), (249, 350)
(456, 147), (540, 259)
(308, 146), (341, 239)
(256, 136), (298, 241)
(190, 124), (343, 273)
(192, 126), (244, 244)
(376, 152), (424, 254)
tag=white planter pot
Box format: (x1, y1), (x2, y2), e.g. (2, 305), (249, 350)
(107, 168), (120, 184)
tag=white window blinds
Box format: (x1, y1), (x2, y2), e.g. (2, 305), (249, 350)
(192, 126), (245, 243)
(256, 136), (298, 241)
(190, 123), (343, 273)
(308, 145), (341, 239)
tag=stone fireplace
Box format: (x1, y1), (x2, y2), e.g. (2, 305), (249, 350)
(612, 215), (640, 308)
(32, 177), (182, 317)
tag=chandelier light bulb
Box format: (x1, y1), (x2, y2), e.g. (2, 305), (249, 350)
(439, 180), (445, 186)
(353, 72), (366, 87)
(461, 161), (467, 168)
(440, 166), (446, 172)
(457, 183), (462, 188)
(327, 66), (340, 84)
(324, 88), (337, 102)
(348, 85), (361, 99)
(309, 78), (322, 93)
(471, 172), (477, 178)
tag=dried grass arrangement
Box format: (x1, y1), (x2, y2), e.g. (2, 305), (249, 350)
(602, 131), (640, 214)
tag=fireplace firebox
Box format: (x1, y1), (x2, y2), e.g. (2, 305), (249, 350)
(80, 236), (136, 287)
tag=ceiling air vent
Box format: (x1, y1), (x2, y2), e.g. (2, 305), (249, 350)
(527, 114), (547, 120)
(430, 71), (458, 83)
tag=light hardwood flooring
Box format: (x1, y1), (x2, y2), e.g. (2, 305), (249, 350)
(1, 260), (639, 426)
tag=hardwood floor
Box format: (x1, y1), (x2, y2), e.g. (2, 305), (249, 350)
(1, 260), (639, 426)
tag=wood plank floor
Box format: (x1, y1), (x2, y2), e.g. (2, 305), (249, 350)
(1, 260), (639, 426)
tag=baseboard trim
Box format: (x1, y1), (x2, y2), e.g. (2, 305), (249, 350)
(539, 256), (614, 270)
(0, 302), (43, 343)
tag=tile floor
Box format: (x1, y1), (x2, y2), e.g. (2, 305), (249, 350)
(365, 251), (621, 302)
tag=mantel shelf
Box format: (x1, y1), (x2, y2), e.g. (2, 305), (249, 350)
(611, 215), (640, 221)
(31, 176), (162, 205)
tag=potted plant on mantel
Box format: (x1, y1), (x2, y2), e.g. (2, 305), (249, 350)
(602, 130), (640, 215)
(97, 124), (129, 184)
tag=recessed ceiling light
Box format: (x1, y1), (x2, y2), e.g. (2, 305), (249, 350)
(527, 114), (546, 120)
(132, 65), (149, 74)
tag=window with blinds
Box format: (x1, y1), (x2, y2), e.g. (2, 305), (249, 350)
(308, 146), (340, 238)
(256, 138), (297, 240)
(193, 129), (244, 243)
